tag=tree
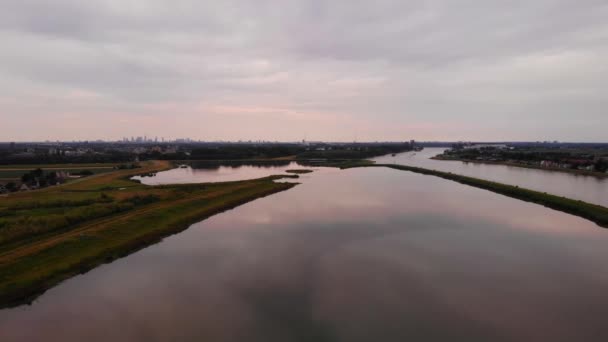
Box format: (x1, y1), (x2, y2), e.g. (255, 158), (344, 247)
(595, 159), (608, 173)
(32, 168), (44, 178)
(5, 182), (16, 192)
(46, 171), (58, 185)
(21, 172), (33, 183)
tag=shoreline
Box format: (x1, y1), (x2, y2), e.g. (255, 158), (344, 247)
(344, 162), (608, 229)
(3, 158), (607, 308)
(432, 156), (608, 179)
(0, 163), (298, 308)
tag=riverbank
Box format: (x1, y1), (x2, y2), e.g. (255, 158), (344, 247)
(0, 161), (297, 308)
(4, 158), (607, 308)
(432, 155), (608, 179)
(348, 163), (608, 229)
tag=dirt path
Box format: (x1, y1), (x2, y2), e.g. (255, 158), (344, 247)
(0, 181), (256, 265)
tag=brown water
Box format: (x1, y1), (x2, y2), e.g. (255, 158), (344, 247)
(2, 167), (608, 341)
(374, 148), (608, 207)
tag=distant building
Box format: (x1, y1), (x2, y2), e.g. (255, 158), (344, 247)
(56, 171), (70, 182)
(463, 144), (508, 150)
(163, 146), (178, 154)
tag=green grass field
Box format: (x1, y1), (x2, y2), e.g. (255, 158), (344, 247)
(0, 163), (120, 169)
(0, 167), (115, 180)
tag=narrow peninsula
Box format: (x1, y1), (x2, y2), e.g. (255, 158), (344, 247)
(0, 161), (297, 308)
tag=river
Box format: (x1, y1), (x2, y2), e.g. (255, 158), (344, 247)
(374, 148), (608, 207)
(2, 165), (608, 341)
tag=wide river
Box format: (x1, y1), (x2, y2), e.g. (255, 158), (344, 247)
(2, 164), (608, 341)
(374, 148), (608, 207)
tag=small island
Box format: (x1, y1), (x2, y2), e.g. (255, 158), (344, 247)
(285, 169), (314, 174)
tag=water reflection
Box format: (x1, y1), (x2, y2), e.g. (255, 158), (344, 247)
(2, 168), (608, 341)
(374, 148), (608, 207)
(133, 161), (307, 185)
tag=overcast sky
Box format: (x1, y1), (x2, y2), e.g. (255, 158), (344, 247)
(1, 0), (607, 142)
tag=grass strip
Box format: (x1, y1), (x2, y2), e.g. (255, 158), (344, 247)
(349, 163), (608, 229)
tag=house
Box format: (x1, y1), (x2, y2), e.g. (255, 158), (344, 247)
(463, 144), (508, 150)
(56, 171), (70, 182)
(163, 146), (178, 154)
(540, 160), (558, 168)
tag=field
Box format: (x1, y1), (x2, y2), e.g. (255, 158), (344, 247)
(0, 163), (120, 169)
(0, 164), (119, 181)
(0, 161), (297, 307)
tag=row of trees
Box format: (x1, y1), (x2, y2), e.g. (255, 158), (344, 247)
(446, 147), (608, 172)
(596, 159), (608, 172)
(0, 150), (135, 165)
(2, 142), (417, 165)
(21, 168), (63, 187)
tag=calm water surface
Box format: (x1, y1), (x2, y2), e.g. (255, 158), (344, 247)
(374, 148), (608, 207)
(2, 167), (608, 341)
(133, 161), (307, 185)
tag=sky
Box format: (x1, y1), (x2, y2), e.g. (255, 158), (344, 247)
(1, 0), (607, 142)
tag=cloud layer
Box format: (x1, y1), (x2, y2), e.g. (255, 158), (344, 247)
(2, 0), (607, 141)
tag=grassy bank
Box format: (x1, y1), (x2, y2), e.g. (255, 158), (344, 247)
(348, 163), (608, 229)
(297, 159), (374, 168)
(0, 161), (297, 308)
